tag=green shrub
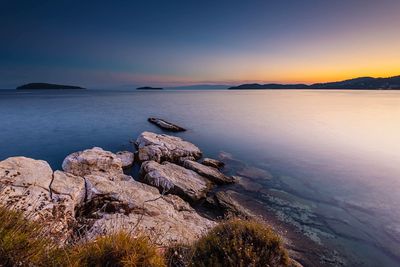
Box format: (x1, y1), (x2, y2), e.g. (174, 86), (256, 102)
(67, 231), (166, 267)
(0, 205), (54, 266)
(189, 219), (289, 267)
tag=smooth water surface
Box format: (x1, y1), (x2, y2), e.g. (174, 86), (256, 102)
(1, 89), (399, 266)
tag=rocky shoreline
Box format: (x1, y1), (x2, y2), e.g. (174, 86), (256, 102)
(0, 130), (307, 265)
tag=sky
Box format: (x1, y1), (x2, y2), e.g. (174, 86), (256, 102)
(0, 0), (400, 88)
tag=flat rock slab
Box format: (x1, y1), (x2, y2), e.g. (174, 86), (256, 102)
(148, 117), (186, 132)
(136, 131), (202, 163)
(140, 160), (211, 202)
(201, 158), (225, 169)
(183, 160), (235, 184)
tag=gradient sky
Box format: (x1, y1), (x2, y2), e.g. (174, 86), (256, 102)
(1, 0), (400, 88)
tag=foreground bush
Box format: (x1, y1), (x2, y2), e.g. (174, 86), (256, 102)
(186, 219), (289, 267)
(0, 205), (53, 266)
(67, 231), (166, 267)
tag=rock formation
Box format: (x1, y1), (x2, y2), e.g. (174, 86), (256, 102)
(201, 158), (225, 169)
(136, 131), (202, 163)
(116, 151), (135, 168)
(182, 159), (235, 184)
(140, 160), (211, 202)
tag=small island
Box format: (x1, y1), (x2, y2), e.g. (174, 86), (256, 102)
(16, 83), (85, 90)
(136, 86), (163, 90)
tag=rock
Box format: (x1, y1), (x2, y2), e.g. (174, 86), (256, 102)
(213, 190), (254, 219)
(51, 170), (86, 209)
(237, 166), (273, 180)
(177, 156), (196, 165)
(116, 151), (134, 168)
(0, 157), (85, 244)
(80, 174), (216, 245)
(236, 175), (264, 192)
(136, 131), (202, 163)
(148, 117), (186, 132)
(201, 158), (224, 169)
(183, 160), (235, 184)
(62, 147), (126, 180)
(140, 161), (211, 202)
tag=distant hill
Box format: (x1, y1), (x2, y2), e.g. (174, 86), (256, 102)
(229, 76), (400, 90)
(17, 83), (85, 90)
(166, 84), (231, 90)
(136, 86), (163, 90)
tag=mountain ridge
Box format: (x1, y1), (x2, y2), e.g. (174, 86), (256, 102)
(229, 75), (400, 90)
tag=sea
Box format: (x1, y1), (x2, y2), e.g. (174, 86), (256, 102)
(1, 89), (399, 266)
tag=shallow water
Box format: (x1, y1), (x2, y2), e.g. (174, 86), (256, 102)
(1, 89), (400, 266)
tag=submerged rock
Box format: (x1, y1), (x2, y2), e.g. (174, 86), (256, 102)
(207, 190), (254, 219)
(148, 117), (186, 132)
(140, 160), (211, 202)
(62, 147), (127, 180)
(136, 131), (202, 163)
(183, 159), (235, 184)
(0, 157), (85, 244)
(116, 151), (134, 169)
(201, 158), (225, 169)
(237, 166), (273, 180)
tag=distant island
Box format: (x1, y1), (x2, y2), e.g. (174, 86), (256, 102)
(166, 84), (230, 90)
(136, 86), (163, 90)
(229, 75), (400, 90)
(17, 83), (85, 90)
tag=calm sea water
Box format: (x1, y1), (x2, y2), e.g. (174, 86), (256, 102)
(1, 89), (400, 266)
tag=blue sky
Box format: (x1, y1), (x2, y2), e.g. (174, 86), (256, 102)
(1, 0), (399, 88)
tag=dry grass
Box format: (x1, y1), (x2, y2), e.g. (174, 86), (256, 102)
(66, 231), (166, 267)
(0, 206), (55, 266)
(167, 219), (290, 267)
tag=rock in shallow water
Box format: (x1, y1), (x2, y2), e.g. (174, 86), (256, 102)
(201, 157), (225, 169)
(237, 166), (273, 180)
(183, 159), (235, 184)
(213, 190), (254, 219)
(136, 131), (202, 163)
(148, 117), (186, 132)
(140, 160), (211, 202)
